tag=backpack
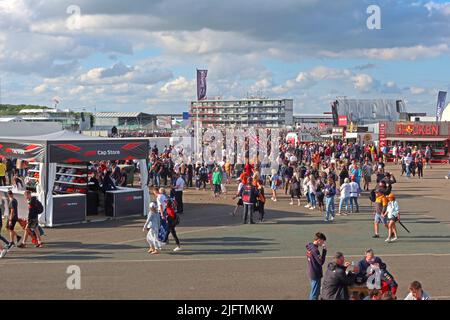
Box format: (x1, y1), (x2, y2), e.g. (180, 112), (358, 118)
(369, 189), (376, 203)
(242, 186), (252, 203)
(33, 197), (44, 215)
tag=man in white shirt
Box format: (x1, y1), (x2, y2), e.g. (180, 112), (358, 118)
(349, 177), (360, 213)
(174, 173), (185, 214)
(404, 281), (431, 300)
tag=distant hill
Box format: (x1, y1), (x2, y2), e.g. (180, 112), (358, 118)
(0, 104), (51, 115)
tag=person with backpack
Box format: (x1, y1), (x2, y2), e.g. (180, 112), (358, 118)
(159, 188), (181, 252)
(239, 177), (259, 224)
(18, 190), (43, 248)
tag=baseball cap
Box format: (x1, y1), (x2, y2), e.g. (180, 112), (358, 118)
(149, 202), (157, 210)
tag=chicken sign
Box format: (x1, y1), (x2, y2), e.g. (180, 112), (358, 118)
(395, 123), (439, 136)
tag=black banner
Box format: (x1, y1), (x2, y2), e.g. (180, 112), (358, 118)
(0, 142), (45, 161)
(48, 141), (148, 163)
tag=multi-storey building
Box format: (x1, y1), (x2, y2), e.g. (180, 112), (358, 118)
(190, 98), (294, 128)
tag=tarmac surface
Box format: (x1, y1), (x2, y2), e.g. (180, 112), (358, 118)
(1, 164), (449, 300)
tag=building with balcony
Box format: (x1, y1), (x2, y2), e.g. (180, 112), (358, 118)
(190, 98), (294, 128)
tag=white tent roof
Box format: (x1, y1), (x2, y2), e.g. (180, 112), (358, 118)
(0, 130), (100, 143)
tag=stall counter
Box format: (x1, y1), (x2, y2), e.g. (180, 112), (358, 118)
(105, 187), (144, 218)
(52, 193), (87, 225)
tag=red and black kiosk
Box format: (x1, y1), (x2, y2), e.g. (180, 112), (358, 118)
(0, 131), (150, 227)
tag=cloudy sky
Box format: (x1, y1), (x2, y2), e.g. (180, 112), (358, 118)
(1, 0), (449, 114)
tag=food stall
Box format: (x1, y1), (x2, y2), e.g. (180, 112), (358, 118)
(379, 122), (450, 163)
(0, 131), (150, 227)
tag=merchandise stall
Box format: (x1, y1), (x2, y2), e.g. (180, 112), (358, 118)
(380, 121), (450, 163)
(0, 131), (150, 227)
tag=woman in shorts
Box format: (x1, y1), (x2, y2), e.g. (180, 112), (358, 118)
(270, 169), (281, 202)
(385, 193), (399, 243)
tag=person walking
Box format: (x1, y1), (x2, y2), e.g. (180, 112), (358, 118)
(270, 169), (281, 202)
(307, 174), (317, 211)
(424, 146), (432, 169)
(0, 205), (11, 256)
(362, 159), (373, 191)
(143, 202), (162, 254)
(324, 178), (337, 222)
(289, 173), (301, 206)
(405, 153), (413, 178)
(18, 190), (43, 248)
(306, 232), (327, 300)
(158, 188), (181, 252)
(212, 167), (222, 198)
(239, 177), (259, 224)
(338, 178), (351, 216)
(349, 176), (360, 213)
(373, 189), (388, 238)
(0, 159), (6, 186)
(416, 156), (424, 179)
(6, 190), (21, 250)
(232, 178), (245, 216)
(256, 179), (266, 222)
(385, 193), (400, 242)
(321, 252), (359, 300)
(174, 173), (185, 214)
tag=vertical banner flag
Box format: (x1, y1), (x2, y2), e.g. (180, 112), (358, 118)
(436, 91), (447, 121)
(197, 69), (208, 101)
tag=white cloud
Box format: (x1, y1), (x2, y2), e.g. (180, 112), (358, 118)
(410, 86), (426, 95)
(33, 83), (48, 94)
(69, 86), (85, 95)
(79, 62), (172, 86)
(351, 74), (375, 92)
(160, 76), (194, 95)
(319, 44), (450, 61)
(425, 1), (450, 16)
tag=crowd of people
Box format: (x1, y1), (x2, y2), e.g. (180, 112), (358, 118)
(0, 139), (442, 299)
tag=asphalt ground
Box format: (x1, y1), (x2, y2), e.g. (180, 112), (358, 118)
(0, 164), (449, 300)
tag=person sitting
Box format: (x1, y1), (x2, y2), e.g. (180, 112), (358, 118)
(321, 252), (359, 300)
(357, 249), (383, 282)
(404, 281), (431, 300)
(363, 289), (381, 300)
(379, 262), (398, 298)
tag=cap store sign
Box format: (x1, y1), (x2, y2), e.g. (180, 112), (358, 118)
(396, 124), (439, 136)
